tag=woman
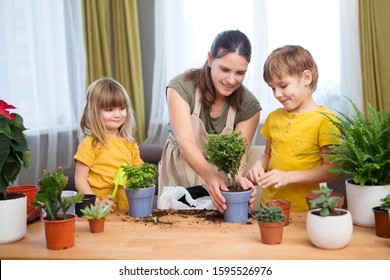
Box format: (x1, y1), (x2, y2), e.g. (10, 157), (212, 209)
(158, 30), (261, 213)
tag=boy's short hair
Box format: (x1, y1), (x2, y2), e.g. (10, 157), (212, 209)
(263, 45), (318, 91)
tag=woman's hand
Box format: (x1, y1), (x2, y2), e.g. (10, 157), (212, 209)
(236, 176), (257, 209)
(206, 173), (228, 213)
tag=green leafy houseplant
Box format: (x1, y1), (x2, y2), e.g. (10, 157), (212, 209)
(252, 205), (286, 223)
(321, 97), (390, 186)
(205, 131), (248, 190)
(121, 163), (158, 191)
(32, 167), (83, 220)
(80, 202), (111, 220)
(0, 100), (30, 198)
(378, 194), (390, 212)
(309, 186), (341, 216)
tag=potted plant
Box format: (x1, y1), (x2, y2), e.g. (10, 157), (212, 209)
(372, 194), (390, 238)
(0, 100), (30, 244)
(252, 205), (285, 244)
(321, 97), (390, 227)
(116, 162), (158, 217)
(306, 185), (353, 249)
(32, 167), (83, 250)
(205, 131), (252, 223)
(80, 202), (111, 233)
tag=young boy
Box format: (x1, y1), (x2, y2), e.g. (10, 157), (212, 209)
(246, 45), (340, 211)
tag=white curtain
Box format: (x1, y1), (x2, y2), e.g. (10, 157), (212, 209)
(145, 0), (361, 145)
(0, 0), (86, 184)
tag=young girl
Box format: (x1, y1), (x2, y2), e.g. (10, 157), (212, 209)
(74, 77), (143, 210)
(246, 45), (340, 211)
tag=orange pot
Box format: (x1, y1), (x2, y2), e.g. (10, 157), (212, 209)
(7, 185), (39, 215)
(265, 199), (291, 226)
(88, 218), (105, 233)
(257, 221), (284, 245)
(372, 207), (390, 238)
(43, 214), (76, 250)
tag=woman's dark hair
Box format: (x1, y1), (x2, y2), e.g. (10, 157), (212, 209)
(185, 30), (252, 111)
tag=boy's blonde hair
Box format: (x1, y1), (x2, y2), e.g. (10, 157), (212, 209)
(263, 45), (318, 92)
(80, 77), (136, 144)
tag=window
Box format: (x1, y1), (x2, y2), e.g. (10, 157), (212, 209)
(147, 0), (361, 144)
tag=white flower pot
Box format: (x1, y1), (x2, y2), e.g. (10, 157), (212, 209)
(346, 179), (390, 227)
(0, 194), (27, 244)
(306, 208), (353, 249)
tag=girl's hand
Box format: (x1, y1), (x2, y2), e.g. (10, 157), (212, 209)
(97, 195), (116, 212)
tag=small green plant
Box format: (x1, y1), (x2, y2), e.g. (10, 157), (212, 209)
(32, 167), (83, 220)
(379, 194), (390, 212)
(252, 205), (286, 223)
(309, 185), (341, 216)
(205, 131), (248, 189)
(121, 163), (158, 192)
(320, 97), (390, 187)
(80, 202), (111, 219)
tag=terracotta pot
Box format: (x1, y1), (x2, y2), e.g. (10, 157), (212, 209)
(372, 207), (390, 238)
(265, 199), (291, 226)
(257, 221), (284, 245)
(7, 185), (39, 215)
(306, 191), (344, 210)
(88, 218), (106, 233)
(43, 214), (77, 250)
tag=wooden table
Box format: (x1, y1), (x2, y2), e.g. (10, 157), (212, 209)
(1, 210), (389, 260)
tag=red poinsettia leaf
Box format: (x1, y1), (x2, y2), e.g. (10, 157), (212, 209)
(0, 100), (17, 120)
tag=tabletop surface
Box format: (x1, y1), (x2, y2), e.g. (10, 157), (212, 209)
(1, 209), (389, 260)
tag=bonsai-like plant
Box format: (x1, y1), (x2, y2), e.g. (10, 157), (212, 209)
(32, 167), (83, 220)
(205, 131), (248, 190)
(0, 100), (30, 198)
(321, 97), (390, 186)
(252, 205), (286, 223)
(80, 202), (111, 220)
(120, 163), (158, 192)
(309, 185), (341, 216)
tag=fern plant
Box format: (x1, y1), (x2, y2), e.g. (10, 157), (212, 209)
(321, 97), (390, 186)
(80, 202), (111, 220)
(252, 205), (286, 223)
(205, 131), (248, 190)
(309, 186), (341, 216)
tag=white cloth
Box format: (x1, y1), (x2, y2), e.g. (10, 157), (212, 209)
(158, 186), (216, 210)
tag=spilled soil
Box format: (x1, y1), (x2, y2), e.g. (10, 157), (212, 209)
(116, 209), (255, 227)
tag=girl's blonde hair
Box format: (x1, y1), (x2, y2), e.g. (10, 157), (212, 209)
(80, 77), (136, 144)
(263, 45), (319, 92)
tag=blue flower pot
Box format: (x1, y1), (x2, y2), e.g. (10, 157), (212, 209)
(222, 189), (251, 223)
(125, 185), (156, 217)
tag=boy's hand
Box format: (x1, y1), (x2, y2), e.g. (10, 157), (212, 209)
(246, 161), (265, 185)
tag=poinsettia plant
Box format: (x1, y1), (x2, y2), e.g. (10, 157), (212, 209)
(0, 100), (30, 198)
